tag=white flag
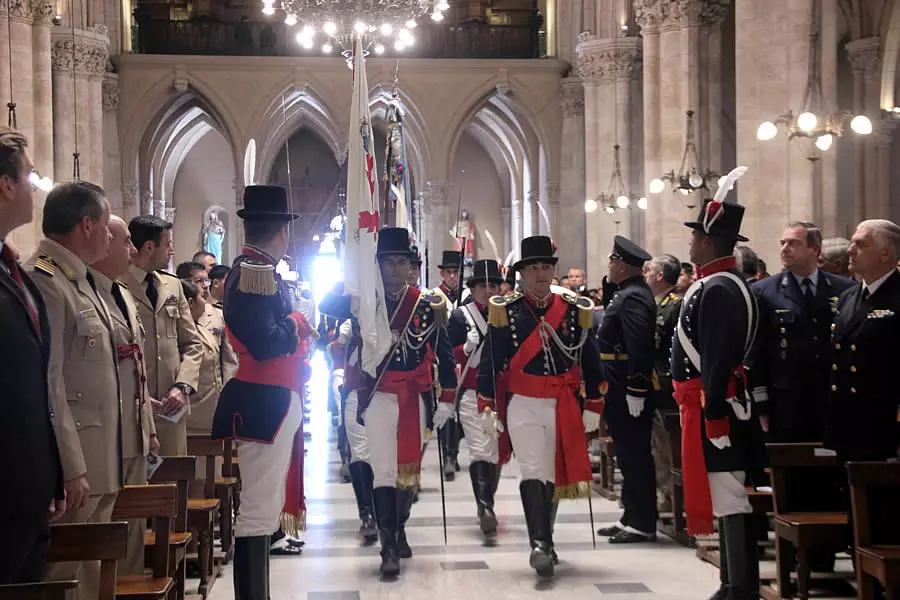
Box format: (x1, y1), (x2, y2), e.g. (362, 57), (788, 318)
(344, 39), (391, 376)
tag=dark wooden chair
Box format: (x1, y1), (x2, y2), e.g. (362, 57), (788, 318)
(847, 461), (900, 600)
(594, 417), (617, 500)
(768, 442), (849, 599)
(148, 456), (197, 600)
(187, 435), (236, 564)
(658, 410), (694, 547)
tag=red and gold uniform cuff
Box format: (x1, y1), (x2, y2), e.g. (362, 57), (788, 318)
(477, 394), (495, 413)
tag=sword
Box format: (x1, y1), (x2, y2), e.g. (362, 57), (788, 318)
(436, 428), (448, 545)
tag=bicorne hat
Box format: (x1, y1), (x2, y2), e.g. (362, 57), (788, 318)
(466, 259), (503, 287)
(438, 250), (462, 270)
(683, 166), (750, 242)
(513, 236), (558, 271)
(610, 235), (651, 268)
(376, 227), (412, 256)
(236, 185), (299, 221)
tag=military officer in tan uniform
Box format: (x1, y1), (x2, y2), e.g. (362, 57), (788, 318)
(177, 260), (238, 382)
(24, 181), (119, 600)
(90, 215), (159, 575)
(122, 215), (202, 456)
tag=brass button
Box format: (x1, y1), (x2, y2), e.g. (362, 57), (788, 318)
(832, 364), (837, 371)
(850, 366), (857, 373)
(88, 339), (96, 347)
(834, 343), (841, 350)
(831, 384), (837, 391)
(780, 327), (786, 334)
(850, 344), (856, 351)
(851, 387), (857, 394)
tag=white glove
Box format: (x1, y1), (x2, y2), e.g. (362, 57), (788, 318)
(583, 410), (601, 433)
(626, 394), (645, 418)
(433, 402), (455, 429)
(726, 396), (752, 421)
(481, 410), (504, 437)
(338, 320), (352, 345)
(710, 435), (732, 450)
(463, 328), (480, 355)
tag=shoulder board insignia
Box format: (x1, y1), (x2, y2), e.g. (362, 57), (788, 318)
(563, 293), (595, 328)
(155, 270), (178, 278)
(34, 255), (56, 277)
(237, 261), (277, 296)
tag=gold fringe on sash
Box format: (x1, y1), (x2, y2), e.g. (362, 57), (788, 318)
(397, 464), (421, 489)
(280, 510), (307, 537)
(552, 480), (592, 502)
(238, 261), (278, 295)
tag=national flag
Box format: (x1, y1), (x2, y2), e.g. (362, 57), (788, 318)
(385, 94), (413, 231)
(343, 38), (391, 376)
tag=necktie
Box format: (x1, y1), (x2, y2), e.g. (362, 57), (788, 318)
(111, 282), (133, 333)
(145, 272), (158, 309)
(1, 244), (41, 335)
(861, 287), (870, 302)
(85, 270), (97, 293)
(802, 278), (815, 314)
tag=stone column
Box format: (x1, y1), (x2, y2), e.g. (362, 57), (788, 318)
(31, 0), (54, 179)
(103, 73), (121, 209)
(8, 0), (34, 148)
(155, 197), (166, 218)
(558, 78), (586, 272)
(425, 180), (450, 286)
(141, 189), (152, 214)
(510, 197), (522, 262)
(845, 37), (884, 222)
(121, 179), (138, 218)
(232, 178), (245, 252)
(500, 206), (511, 260)
(577, 33), (642, 286)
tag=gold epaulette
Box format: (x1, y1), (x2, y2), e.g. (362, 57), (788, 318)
(238, 260), (277, 296)
(562, 293), (595, 329)
(34, 255), (56, 277)
(423, 292), (448, 328)
(488, 292), (522, 328)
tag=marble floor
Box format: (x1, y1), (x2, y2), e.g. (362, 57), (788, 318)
(207, 354), (722, 599)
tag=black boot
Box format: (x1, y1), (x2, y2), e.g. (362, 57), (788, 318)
(469, 462), (498, 536)
(440, 425), (457, 481)
(708, 518), (729, 600)
(234, 536), (270, 600)
(397, 487), (415, 558)
(722, 513), (759, 600)
(545, 482), (559, 565)
(373, 487), (401, 577)
(349, 462), (378, 542)
(520, 480), (554, 577)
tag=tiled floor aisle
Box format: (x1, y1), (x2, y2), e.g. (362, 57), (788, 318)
(208, 354), (722, 599)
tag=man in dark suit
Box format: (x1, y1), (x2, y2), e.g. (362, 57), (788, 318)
(0, 126), (65, 583)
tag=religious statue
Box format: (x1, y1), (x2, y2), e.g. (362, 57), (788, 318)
(202, 210), (226, 261)
(454, 209), (476, 265)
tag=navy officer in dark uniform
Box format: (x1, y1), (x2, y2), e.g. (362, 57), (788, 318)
(594, 236), (658, 544)
(210, 185), (316, 600)
(670, 176), (765, 600)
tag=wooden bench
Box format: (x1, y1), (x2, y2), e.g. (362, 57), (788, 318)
(657, 410), (694, 547)
(594, 417), (617, 500)
(187, 435), (236, 563)
(847, 461), (900, 600)
(0, 522), (128, 600)
(148, 456), (197, 600)
(112, 484), (178, 599)
(767, 443), (849, 599)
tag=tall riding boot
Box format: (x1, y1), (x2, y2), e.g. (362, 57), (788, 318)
(349, 462), (378, 541)
(233, 536), (270, 600)
(545, 482), (559, 564)
(396, 487), (415, 558)
(470, 461), (498, 536)
(372, 487), (401, 576)
(722, 513), (759, 600)
(708, 518), (729, 600)
(440, 425), (457, 480)
(520, 480), (554, 577)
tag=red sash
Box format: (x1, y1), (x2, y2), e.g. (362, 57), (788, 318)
(377, 360), (433, 488)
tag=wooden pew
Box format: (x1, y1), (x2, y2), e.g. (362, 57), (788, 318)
(658, 411), (694, 547)
(766, 443), (849, 599)
(594, 417), (617, 501)
(112, 484), (178, 599)
(0, 522), (127, 600)
(187, 435), (236, 563)
(847, 461), (900, 600)
(148, 456), (196, 600)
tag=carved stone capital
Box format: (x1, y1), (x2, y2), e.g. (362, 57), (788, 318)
(576, 37), (642, 83)
(4, 0), (33, 22)
(846, 37), (881, 80)
(425, 180), (451, 205)
(233, 178), (245, 207)
(29, 0), (54, 25)
(121, 181), (138, 208)
(51, 29), (108, 77)
(102, 75), (119, 113)
(165, 207), (176, 223)
(155, 199), (166, 218)
(141, 190), (153, 214)
(560, 77), (585, 117)
(545, 182), (561, 202)
(873, 117), (899, 149)
(634, 0), (730, 34)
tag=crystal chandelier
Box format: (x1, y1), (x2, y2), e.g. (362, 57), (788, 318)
(265, 0), (449, 54)
(649, 110), (719, 209)
(585, 144), (648, 216)
(756, 0), (870, 154)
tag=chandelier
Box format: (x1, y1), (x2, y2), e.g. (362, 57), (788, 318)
(585, 144), (648, 217)
(264, 0), (449, 54)
(649, 110), (719, 207)
(756, 0), (870, 154)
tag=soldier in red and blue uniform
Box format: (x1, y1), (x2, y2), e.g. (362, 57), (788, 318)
(210, 186), (316, 600)
(477, 235), (604, 578)
(344, 227), (457, 577)
(433, 249), (464, 478)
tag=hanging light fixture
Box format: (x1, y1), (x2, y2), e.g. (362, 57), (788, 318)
(649, 110), (718, 208)
(585, 144), (647, 218)
(756, 0), (870, 154)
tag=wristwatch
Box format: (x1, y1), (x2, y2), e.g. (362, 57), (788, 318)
(173, 383), (193, 396)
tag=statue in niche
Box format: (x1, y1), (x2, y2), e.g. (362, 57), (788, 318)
(202, 210), (226, 261)
(454, 208), (476, 265)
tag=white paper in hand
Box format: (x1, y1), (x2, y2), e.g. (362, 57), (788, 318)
(156, 403), (188, 424)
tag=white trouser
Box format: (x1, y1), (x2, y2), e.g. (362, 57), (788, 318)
(709, 470), (753, 517)
(458, 389), (499, 463)
(332, 369), (344, 409)
(345, 390), (370, 463)
(364, 390), (427, 488)
(235, 391), (304, 537)
(506, 394), (557, 482)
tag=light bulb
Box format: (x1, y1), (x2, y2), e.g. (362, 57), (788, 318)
(797, 111), (818, 132)
(649, 178), (665, 194)
(354, 21), (367, 34)
(436, 0), (449, 9)
(605, 205), (615, 214)
(815, 133), (833, 151)
(405, 19), (417, 28)
(757, 121), (778, 141)
(261, 4), (275, 15)
(374, 43), (385, 54)
(322, 42), (333, 53)
(616, 195), (629, 208)
(380, 23), (393, 36)
(894, 107), (900, 113)
(430, 11), (443, 21)
(312, 234), (320, 242)
(323, 21), (337, 35)
(301, 36), (314, 49)
(584, 198), (598, 213)
(284, 13), (297, 25)
(395, 40), (406, 51)
(688, 172), (703, 188)
(637, 197), (648, 210)
(398, 28), (412, 42)
(678, 187), (690, 196)
(301, 25), (314, 37)
(851, 115), (873, 135)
